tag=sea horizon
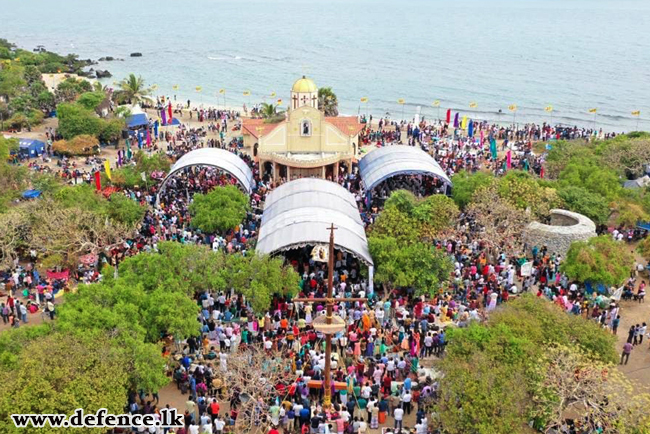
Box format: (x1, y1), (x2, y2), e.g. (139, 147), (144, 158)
(1, 0), (649, 132)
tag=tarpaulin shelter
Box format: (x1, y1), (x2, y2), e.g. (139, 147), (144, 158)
(157, 148), (255, 201)
(18, 139), (46, 157)
(358, 145), (452, 192)
(22, 189), (41, 199)
(256, 178), (374, 267)
(127, 113), (149, 129)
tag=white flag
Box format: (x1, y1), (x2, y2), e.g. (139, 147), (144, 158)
(141, 172), (147, 182)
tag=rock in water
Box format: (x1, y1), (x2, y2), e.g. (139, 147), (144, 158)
(95, 70), (112, 78)
(130, 52), (143, 57)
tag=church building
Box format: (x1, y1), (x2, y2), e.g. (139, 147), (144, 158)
(242, 76), (364, 182)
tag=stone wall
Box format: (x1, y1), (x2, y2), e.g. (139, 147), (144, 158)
(523, 209), (597, 258)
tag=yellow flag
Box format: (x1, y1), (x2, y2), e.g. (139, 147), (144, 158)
(588, 108), (597, 114)
(195, 86), (202, 92)
(397, 99), (405, 105)
(461, 116), (468, 129)
(243, 90), (251, 96)
(469, 102), (478, 109)
(270, 92), (276, 98)
(632, 110), (641, 116)
(277, 99), (283, 106)
(545, 105), (553, 112)
(433, 100), (440, 107)
(172, 84), (179, 90)
(104, 160), (112, 181)
(360, 97), (368, 103)
(508, 104), (517, 112)
(219, 88), (225, 94)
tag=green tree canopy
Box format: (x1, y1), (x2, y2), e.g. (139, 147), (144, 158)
(56, 102), (103, 139)
(368, 235), (452, 296)
(0, 333), (129, 434)
(189, 185), (250, 234)
(76, 90), (106, 111)
(557, 185), (611, 225)
(436, 295), (620, 433)
(561, 235), (634, 287)
(450, 170), (495, 209)
(114, 73), (152, 104)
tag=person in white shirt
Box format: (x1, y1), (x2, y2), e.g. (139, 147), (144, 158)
(214, 418), (225, 434)
(188, 424), (200, 434)
(393, 407), (404, 430)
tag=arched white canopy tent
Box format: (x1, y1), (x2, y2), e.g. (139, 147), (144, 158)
(157, 148), (254, 201)
(358, 145), (452, 191)
(256, 178), (374, 268)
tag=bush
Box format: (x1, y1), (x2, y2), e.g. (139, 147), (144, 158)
(56, 102), (103, 140)
(52, 134), (99, 156)
(557, 186), (611, 225)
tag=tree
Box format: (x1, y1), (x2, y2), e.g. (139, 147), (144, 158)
(106, 193), (146, 227)
(561, 235), (633, 287)
(216, 347), (293, 432)
(0, 333), (129, 434)
(0, 64), (26, 101)
(558, 156), (622, 201)
(224, 254), (300, 313)
(56, 102), (103, 139)
(260, 102), (277, 118)
(434, 351), (531, 434)
(54, 77), (91, 103)
(372, 190), (459, 242)
(466, 185), (530, 254)
(436, 295), (621, 434)
(0, 136), (27, 212)
(557, 186), (611, 225)
(189, 185), (250, 234)
(451, 170), (495, 209)
(531, 345), (650, 434)
(35, 90), (55, 112)
(99, 117), (125, 144)
(115, 73), (152, 104)
(369, 235), (452, 296)
(498, 170), (563, 218)
(318, 87), (339, 116)
(76, 90), (106, 111)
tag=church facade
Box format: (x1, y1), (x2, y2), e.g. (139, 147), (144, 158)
(242, 77), (363, 182)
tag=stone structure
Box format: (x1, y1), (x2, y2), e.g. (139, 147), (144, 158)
(242, 76), (363, 182)
(523, 209), (597, 258)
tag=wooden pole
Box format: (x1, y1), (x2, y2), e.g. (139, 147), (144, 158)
(323, 223), (335, 409)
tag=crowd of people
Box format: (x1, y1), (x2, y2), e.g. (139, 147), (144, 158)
(1, 105), (645, 434)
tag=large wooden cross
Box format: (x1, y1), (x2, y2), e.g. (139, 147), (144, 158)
(294, 224), (369, 409)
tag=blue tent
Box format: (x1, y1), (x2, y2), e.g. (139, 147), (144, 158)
(18, 139), (46, 157)
(127, 113), (149, 129)
(168, 117), (181, 126)
(22, 189), (42, 199)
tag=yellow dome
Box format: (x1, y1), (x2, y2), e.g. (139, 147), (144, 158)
(292, 76), (318, 93)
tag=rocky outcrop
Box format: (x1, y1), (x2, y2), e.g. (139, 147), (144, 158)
(130, 52), (143, 57)
(95, 70), (112, 78)
(523, 209), (597, 258)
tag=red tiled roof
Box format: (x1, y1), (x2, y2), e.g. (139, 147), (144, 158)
(241, 118), (283, 139)
(324, 116), (365, 137)
(242, 116), (364, 139)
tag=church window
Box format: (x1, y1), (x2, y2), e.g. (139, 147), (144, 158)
(301, 120), (312, 137)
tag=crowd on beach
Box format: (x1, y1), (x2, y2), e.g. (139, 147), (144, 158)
(1, 107), (645, 434)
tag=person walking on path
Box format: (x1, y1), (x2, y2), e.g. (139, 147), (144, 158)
(620, 341), (633, 365)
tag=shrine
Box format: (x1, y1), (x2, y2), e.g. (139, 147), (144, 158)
(242, 76), (364, 182)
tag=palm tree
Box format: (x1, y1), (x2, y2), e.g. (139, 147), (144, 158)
(260, 103), (277, 118)
(318, 87), (339, 116)
(115, 74), (152, 105)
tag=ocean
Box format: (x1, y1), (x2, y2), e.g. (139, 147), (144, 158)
(1, 0), (649, 132)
